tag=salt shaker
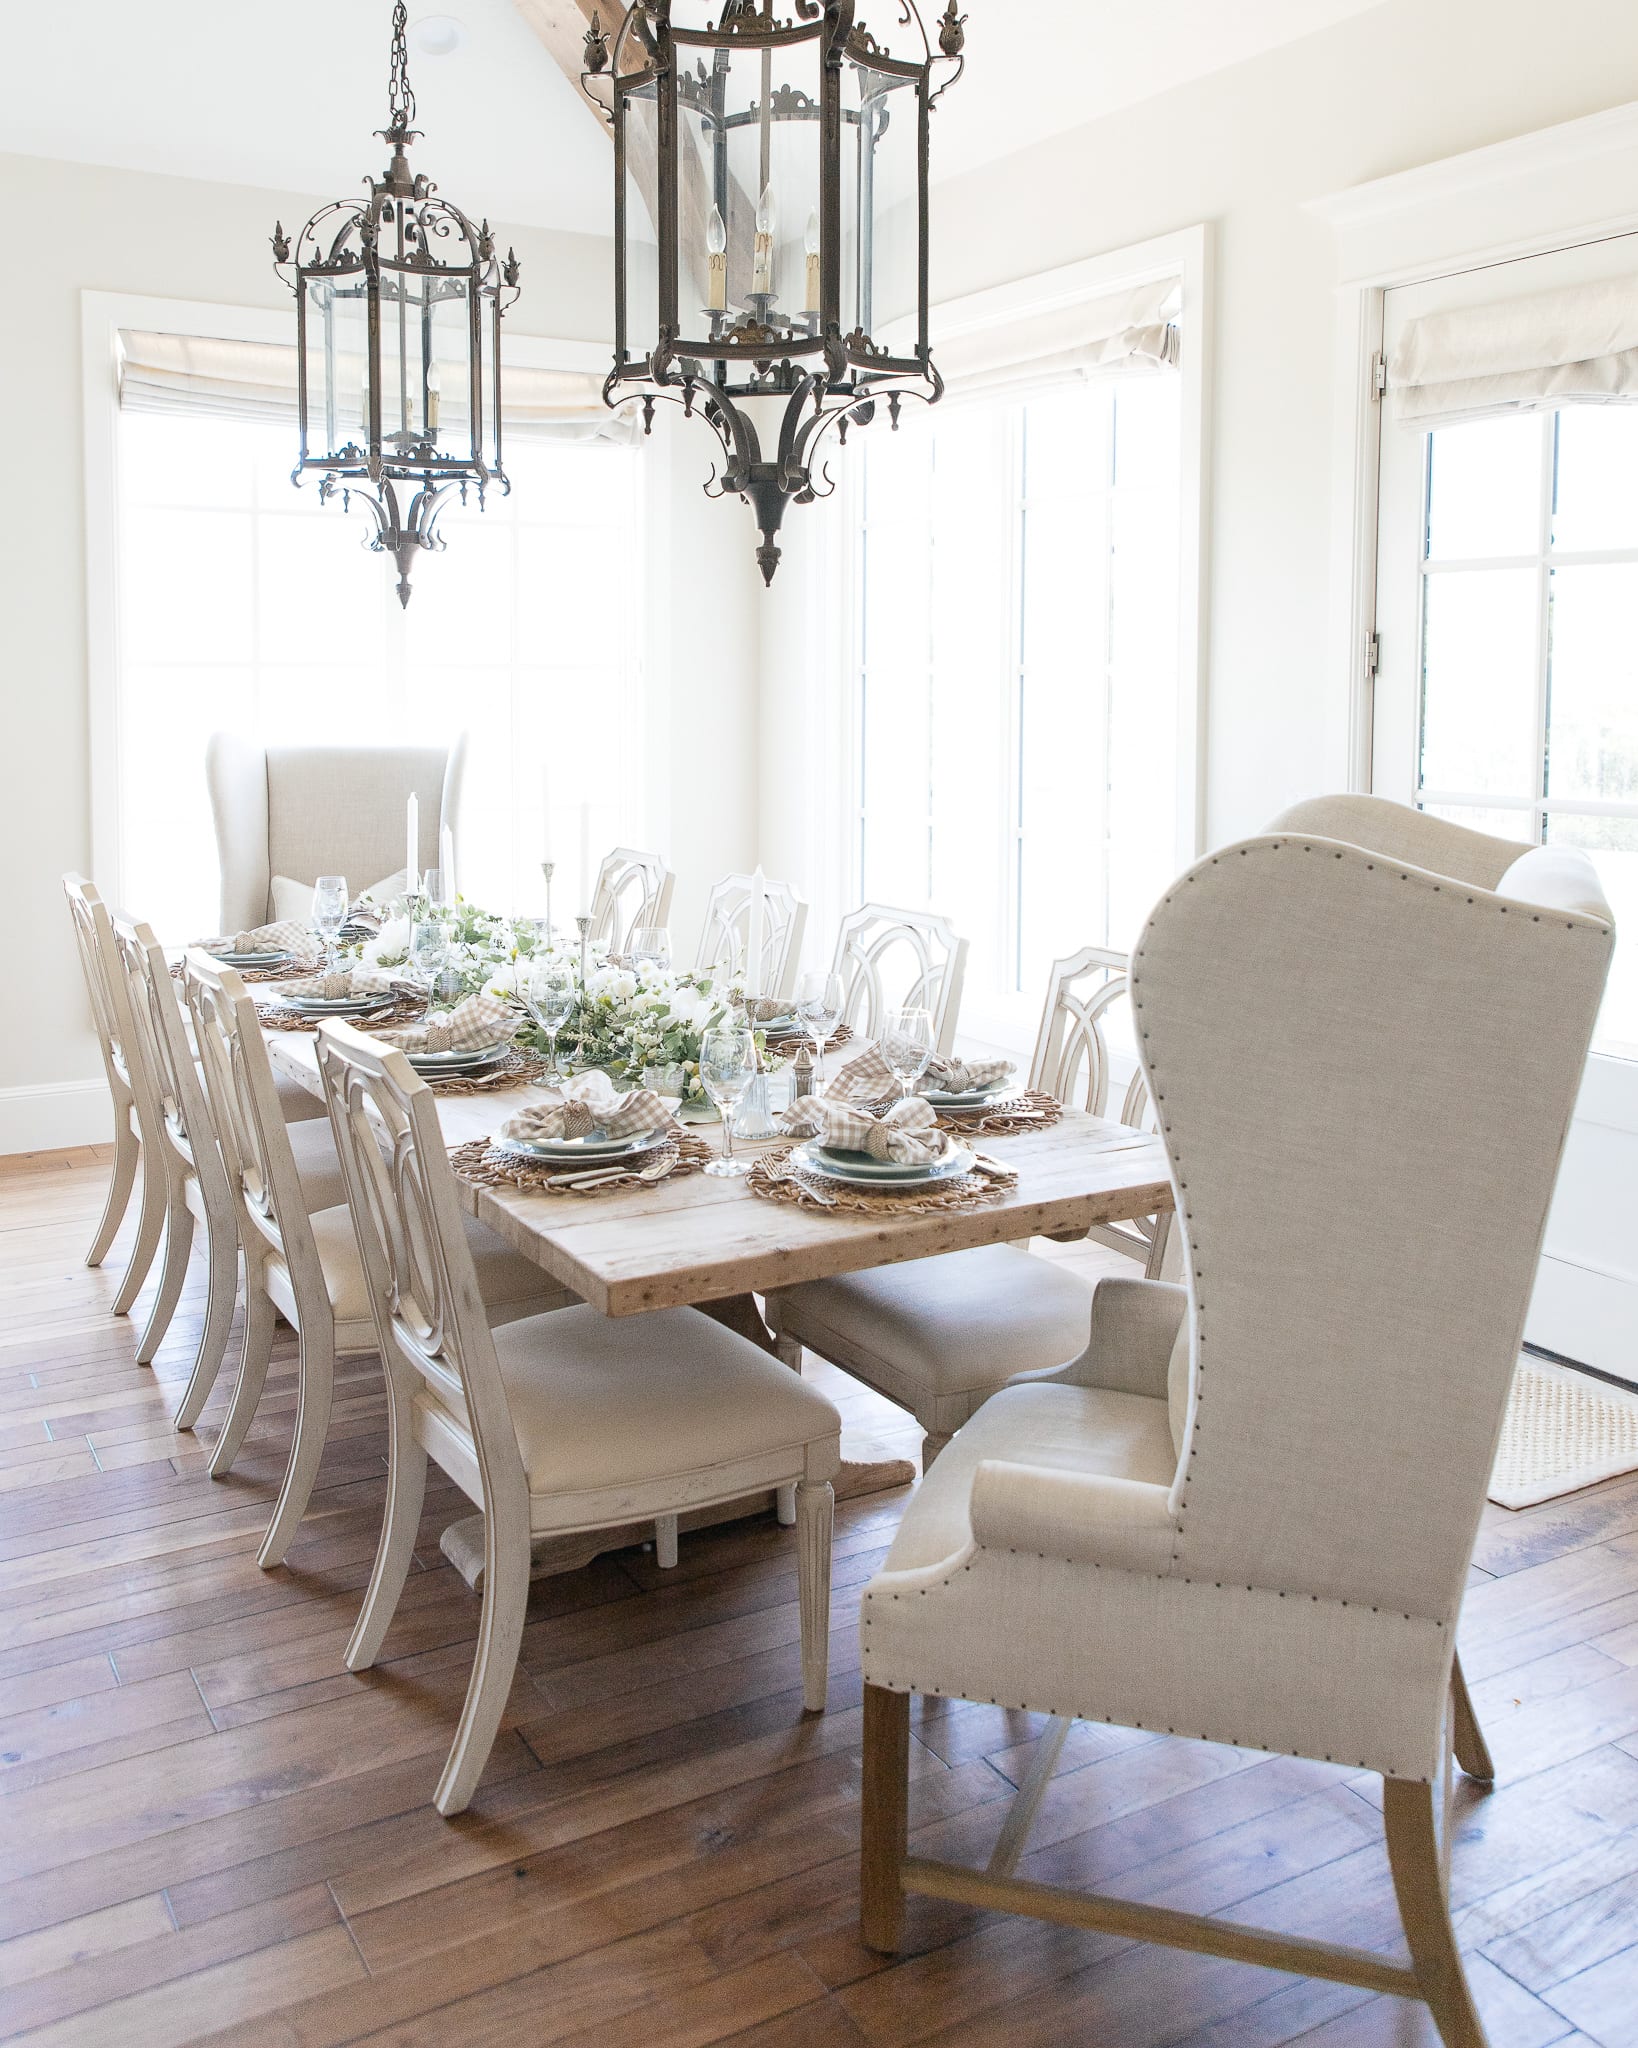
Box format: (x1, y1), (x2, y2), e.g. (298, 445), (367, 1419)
(790, 1042), (815, 1099)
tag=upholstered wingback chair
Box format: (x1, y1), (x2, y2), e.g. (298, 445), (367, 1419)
(858, 809), (1613, 2046)
(206, 733), (466, 931)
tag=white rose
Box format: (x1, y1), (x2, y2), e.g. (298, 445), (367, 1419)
(363, 915), (411, 965)
(667, 985), (707, 1026)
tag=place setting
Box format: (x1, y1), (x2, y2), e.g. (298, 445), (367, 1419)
(449, 1070), (714, 1195)
(813, 1029), (1066, 1137)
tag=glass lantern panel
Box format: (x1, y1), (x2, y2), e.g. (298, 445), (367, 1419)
(304, 274), (370, 464)
(681, 29), (822, 353)
(620, 77), (661, 366)
(481, 288), (504, 479)
(428, 270), (477, 468)
(376, 261), (474, 469)
(843, 56), (922, 352)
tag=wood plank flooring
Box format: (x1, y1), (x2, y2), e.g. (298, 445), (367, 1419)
(1, 1142), (1636, 2045)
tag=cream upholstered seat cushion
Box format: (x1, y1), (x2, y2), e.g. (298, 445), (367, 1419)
(306, 1203), (560, 1327)
(773, 1245), (1095, 1399)
(884, 1379), (1178, 1575)
(286, 1117), (348, 1213)
(492, 1305), (842, 1498)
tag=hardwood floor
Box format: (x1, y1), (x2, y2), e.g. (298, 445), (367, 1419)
(1, 1143), (1636, 2046)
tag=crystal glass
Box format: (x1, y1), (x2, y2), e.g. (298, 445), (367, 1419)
(699, 1023), (755, 1177)
(424, 867), (448, 908)
(526, 958), (576, 1086)
(409, 915), (448, 990)
(882, 1005), (933, 1101)
(795, 971), (844, 1091)
(629, 925), (672, 975)
(312, 875), (348, 969)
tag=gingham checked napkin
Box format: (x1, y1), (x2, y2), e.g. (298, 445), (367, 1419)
(777, 1092), (948, 1165)
(919, 1052), (1014, 1094)
(819, 1045), (901, 1105)
(501, 1071), (673, 1145)
(275, 964), (403, 1002)
(377, 992), (513, 1056)
(198, 919), (320, 964)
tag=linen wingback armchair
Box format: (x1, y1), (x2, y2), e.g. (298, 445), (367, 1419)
(858, 814), (1614, 2047)
(206, 732), (466, 931)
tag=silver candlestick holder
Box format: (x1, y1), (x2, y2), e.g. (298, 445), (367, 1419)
(576, 914), (592, 985)
(540, 860), (555, 942)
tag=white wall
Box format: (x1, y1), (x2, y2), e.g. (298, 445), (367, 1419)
(0, 151), (760, 1152)
(759, 0), (1638, 892)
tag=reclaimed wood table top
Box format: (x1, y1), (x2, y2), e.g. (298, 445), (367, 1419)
(266, 1029), (1174, 1320)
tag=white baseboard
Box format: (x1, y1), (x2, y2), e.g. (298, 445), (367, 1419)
(1526, 1252), (1638, 1386)
(0, 1080), (113, 1158)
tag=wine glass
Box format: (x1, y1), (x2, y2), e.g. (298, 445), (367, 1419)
(409, 915), (447, 991)
(312, 875), (348, 971)
(795, 971), (844, 1092)
(629, 926), (672, 976)
(698, 1023), (755, 1177)
(882, 1005), (934, 1102)
(526, 958), (577, 1086)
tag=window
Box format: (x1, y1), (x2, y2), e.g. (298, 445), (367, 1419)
(1375, 245), (1638, 1057)
(114, 402), (644, 938)
(850, 365), (1184, 1028)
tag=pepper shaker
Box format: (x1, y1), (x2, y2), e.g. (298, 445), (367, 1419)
(791, 1042), (816, 1099)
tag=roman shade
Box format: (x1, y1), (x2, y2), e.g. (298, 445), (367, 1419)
(933, 277), (1180, 405)
(115, 329), (635, 444)
(1388, 275), (1638, 426)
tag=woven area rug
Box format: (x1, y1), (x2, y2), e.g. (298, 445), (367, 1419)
(1489, 1355), (1638, 1510)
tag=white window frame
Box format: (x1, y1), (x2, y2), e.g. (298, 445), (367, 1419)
(80, 289), (676, 911)
(834, 223), (1212, 1055)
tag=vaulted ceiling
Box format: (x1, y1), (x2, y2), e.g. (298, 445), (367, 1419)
(2, 0), (1386, 235)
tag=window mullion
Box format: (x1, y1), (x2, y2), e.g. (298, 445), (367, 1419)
(1533, 414), (1555, 843)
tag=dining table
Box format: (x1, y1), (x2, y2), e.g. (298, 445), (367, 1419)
(264, 1022), (1175, 1587)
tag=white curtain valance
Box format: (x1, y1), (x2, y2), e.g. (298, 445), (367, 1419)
(115, 330), (634, 445)
(933, 277), (1180, 406)
(1388, 277), (1638, 427)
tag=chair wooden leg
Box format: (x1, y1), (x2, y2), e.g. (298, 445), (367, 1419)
(1383, 1778), (1486, 2048)
(921, 1430), (952, 1471)
(346, 1365), (428, 1671)
(111, 1159), (165, 1317)
(775, 1485), (797, 1525)
(861, 1683), (911, 1954)
(435, 1504), (530, 1817)
(210, 1287), (276, 1477)
(774, 1333), (804, 1371)
(257, 1325), (335, 1569)
(1450, 1653), (1495, 1785)
(135, 1200), (192, 1365)
(86, 1118), (139, 1269)
(796, 1478), (833, 1713)
(173, 1227), (240, 1431)
(654, 1514), (679, 1569)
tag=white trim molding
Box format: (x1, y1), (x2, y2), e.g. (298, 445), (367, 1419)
(0, 1082), (113, 1159)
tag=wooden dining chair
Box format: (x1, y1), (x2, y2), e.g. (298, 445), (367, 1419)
(314, 1018), (844, 1815)
(857, 822), (1614, 2048)
(693, 873), (809, 998)
(184, 951), (568, 1569)
(588, 847), (676, 957)
(63, 875), (165, 1317)
(829, 902), (969, 1054)
(766, 943), (1168, 1473)
(108, 917), (244, 1417)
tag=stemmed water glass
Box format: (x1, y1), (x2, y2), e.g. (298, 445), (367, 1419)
(312, 875), (348, 971)
(629, 926), (672, 976)
(526, 958), (577, 1086)
(795, 971), (844, 1092)
(882, 1005), (934, 1103)
(699, 1023), (756, 1177)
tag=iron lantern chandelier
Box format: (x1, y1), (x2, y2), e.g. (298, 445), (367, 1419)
(272, 1), (521, 607)
(583, 0), (967, 583)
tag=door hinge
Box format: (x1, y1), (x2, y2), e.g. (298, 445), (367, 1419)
(1370, 351), (1387, 400)
(1364, 629), (1381, 679)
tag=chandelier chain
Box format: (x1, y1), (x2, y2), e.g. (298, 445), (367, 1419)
(386, 0), (417, 134)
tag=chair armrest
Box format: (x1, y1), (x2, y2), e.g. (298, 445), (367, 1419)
(1007, 1275), (1185, 1400)
(969, 1458), (1178, 1572)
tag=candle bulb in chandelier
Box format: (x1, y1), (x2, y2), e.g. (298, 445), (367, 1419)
(425, 360), (441, 435)
(804, 211), (820, 314)
(752, 184), (776, 298)
(706, 205), (728, 312)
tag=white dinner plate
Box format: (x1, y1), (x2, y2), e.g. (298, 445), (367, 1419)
(278, 994), (391, 1017)
(795, 1141), (973, 1187)
(494, 1129), (667, 1163)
